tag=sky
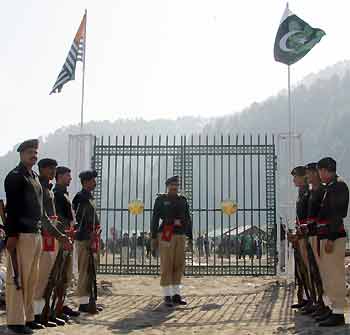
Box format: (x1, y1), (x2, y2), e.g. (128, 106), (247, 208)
(1, 0), (350, 155)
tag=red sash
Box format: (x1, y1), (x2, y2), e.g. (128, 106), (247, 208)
(161, 224), (174, 242)
(42, 229), (55, 252)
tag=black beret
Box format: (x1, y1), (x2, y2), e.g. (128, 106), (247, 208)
(317, 157), (336, 172)
(79, 170), (98, 182)
(166, 175), (179, 186)
(305, 162), (318, 171)
(17, 139), (39, 153)
(56, 166), (71, 178)
(291, 166), (306, 177)
(38, 158), (58, 169)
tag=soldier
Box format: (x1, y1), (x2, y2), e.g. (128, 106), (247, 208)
(316, 157), (349, 327)
(300, 163), (326, 316)
(72, 170), (102, 314)
(151, 176), (193, 307)
(4, 139), (44, 334)
(33, 159), (70, 327)
(289, 166), (311, 309)
(53, 167), (80, 320)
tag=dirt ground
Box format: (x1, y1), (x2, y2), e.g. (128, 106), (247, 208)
(1, 275), (350, 335)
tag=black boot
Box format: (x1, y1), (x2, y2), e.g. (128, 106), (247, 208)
(315, 307), (332, 322)
(7, 325), (33, 334)
(34, 314), (57, 328)
(319, 314), (345, 327)
(62, 305), (80, 317)
(25, 321), (45, 330)
(291, 299), (308, 309)
(164, 296), (174, 307)
(50, 316), (66, 326)
(79, 303), (99, 314)
(172, 294), (187, 305)
(301, 302), (318, 315)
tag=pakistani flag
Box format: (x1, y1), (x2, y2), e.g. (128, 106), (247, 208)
(274, 6), (325, 65)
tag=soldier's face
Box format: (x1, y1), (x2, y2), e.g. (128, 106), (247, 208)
(40, 166), (57, 181)
(306, 170), (319, 185)
(20, 148), (38, 167)
(60, 172), (72, 187)
(84, 178), (97, 192)
(293, 175), (305, 188)
(318, 168), (329, 183)
(167, 183), (178, 195)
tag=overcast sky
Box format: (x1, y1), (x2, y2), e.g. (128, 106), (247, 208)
(1, 0), (349, 155)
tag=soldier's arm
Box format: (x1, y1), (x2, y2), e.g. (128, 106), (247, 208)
(41, 214), (66, 240)
(328, 183), (349, 241)
(151, 197), (161, 239)
(4, 173), (25, 237)
(73, 196), (87, 231)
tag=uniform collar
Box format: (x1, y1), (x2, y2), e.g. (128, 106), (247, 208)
(81, 188), (93, 200)
(18, 162), (35, 178)
(54, 183), (68, 194)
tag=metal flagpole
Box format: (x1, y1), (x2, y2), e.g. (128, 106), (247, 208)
(80, 9), (87, 132)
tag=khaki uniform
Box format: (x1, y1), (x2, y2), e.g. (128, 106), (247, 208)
(151, 194), (192, 297)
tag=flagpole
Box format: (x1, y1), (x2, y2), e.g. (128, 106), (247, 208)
(80, 9), (87, 132)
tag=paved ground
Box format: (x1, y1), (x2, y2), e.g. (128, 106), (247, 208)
(1, 275), (350, 335)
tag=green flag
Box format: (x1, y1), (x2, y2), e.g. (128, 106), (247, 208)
(274, 6), (325, 65)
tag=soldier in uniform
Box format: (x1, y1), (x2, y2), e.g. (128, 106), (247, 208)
(72, 170), (102, 314)
(33, 159), (70, 327)
(300, 163), (326, 316)
(53, 167), (80, 320)
(289, 166), (311, 309)
(316, 157), (349, 327)
(151, 176), (193, 307)
(4, 139), (44, 334)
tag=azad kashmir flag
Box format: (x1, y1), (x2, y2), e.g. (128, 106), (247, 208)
(274, 6), (325, 65)
(50, 12), (86, 94)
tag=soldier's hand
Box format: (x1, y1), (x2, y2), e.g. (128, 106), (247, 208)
(6, 236), (17, 252)
(325, 240), (334, 254)
(187, 239), (193, 250)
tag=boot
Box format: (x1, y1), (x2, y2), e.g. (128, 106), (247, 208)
(291, 299), (308, 309)
(25, 321), (45, 330)
(62, 305), (80, 317)
(315, 308), (332, 322)
(79, 303), (98, 315)
(319, 314), (345, 327)
(50, 316), (66, 326)
(172, 294), (187, 305)
(34, 314), (57, 328)
(164, 296), (174, 307)
(7, 325), (33, 334)
(301, 302), (318, 315)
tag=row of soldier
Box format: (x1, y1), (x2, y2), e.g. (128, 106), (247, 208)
(1, 139), (194, 334)
(288, 158), (349, 327)
(2, 139), (103, 334)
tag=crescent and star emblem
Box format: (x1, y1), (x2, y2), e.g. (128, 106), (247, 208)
(279, 30), (304, 53)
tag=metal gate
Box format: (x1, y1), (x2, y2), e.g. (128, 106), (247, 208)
(92, 135), (277, 276)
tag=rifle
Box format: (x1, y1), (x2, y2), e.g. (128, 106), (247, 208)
(0, 200), (21, 290)
(41, 246), (65, 323)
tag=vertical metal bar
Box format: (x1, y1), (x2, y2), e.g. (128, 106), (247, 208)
(190, 135), (194, 274)
(206, 135), (209, 275)
(112, 136), (118, 272)
(213, 135), (216, 274)
(250, 134), (254, 274)
(243, 134), (246, 275)
(235, 135), (239, 271)
(272, 134), (277, 274)
(149, 136), (154, 270)
(220, 134), (224, 274)
(135, 136), (140, 273)
(156, 135), (161, 270)
(105, 136), (111, 267)
(228, 135), (231, 272)
(198, 135), (202, 274)
(142, 136), (147, 272)
(120, 136), (125, 274)
(264, 134), (269, 271)
(165, 135), (169, 178)
(127, 136), (132, 273)
(257, 134), (262, 275)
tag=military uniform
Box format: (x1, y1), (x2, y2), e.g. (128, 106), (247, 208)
(316, 158), (349, 326)
(4, 140), (43, 332)
(72, 170), (101, 313)
(151, 176), (193, 305)
(33, 159), (66, 326)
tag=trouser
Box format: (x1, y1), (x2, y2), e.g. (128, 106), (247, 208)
(319, 238), (346, 314)
(33, 244), (58, 315)
(307, 236), (323, 303)
(159, 234), (186, 297)
(294, 240), (310, 303)
(121, 246), (128, 263)
(76, 240), (96, 305)
(6, 233), (42, 326)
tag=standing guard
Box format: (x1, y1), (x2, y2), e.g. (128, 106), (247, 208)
(316, 157), (349, 327)
(4, 139), (44, 334)
(33, 159), (69, 327)
(289, 166), (311, 309)
(72, 170), (102, 314)
(151, 176), (193, 307)
(53, 167), (80, 320)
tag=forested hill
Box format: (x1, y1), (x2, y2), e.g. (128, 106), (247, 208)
(1, 60), (350, 198)
(204, 61), (350, 181)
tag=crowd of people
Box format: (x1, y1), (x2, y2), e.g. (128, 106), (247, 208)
(288, 158), (349, 327)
